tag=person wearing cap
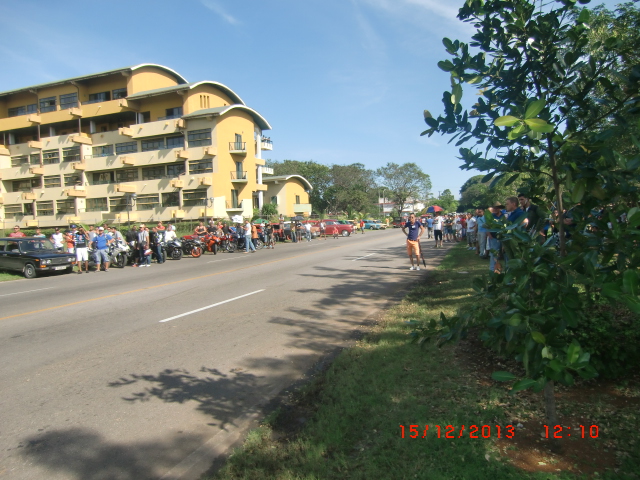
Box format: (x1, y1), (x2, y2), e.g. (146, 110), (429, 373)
(488, 201), (505, 273)
(50, 227), (64, 251)
(93, 227), (113, 271)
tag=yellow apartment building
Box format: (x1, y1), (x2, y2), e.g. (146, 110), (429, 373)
(0, 64), (312, 228)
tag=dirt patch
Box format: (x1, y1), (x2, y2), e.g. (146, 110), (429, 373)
(455, 331), (639, 477)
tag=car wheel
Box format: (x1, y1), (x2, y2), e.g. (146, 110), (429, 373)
(23, 263), (37, 279)
(341, 230), (350, 237)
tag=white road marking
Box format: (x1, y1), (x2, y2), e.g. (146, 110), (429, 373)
(159, 290), (265, 323)
(352, 253), (375, 261)
(206, 257), (239, 263)
(0, 287), (55, 298)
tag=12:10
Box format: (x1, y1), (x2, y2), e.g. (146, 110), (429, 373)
(543, 425), (599, 438)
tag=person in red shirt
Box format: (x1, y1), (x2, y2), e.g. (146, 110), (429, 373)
(9, 225), (25, 238)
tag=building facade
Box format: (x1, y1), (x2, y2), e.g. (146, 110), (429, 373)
(0, 64), (311, 228)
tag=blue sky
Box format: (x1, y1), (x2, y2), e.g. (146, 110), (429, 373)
(0, 0), (622, 198)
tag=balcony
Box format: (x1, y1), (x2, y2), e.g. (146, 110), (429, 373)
(0, 145), (9, 156)
(229, 142), (246, 155)
(204, 146), (217, 156)
(120, 156), (135, 165)
(28, 141), (43, 149)
(170, 179), (184, 188)
(72, 162), (87, 170)
(293, 203), (312, 214)
(65, 187), (87, 197)
(225, 201), (244, 212)
(260, 139), (273, 151)
(29, 166), (44, 175)
(158, 114), (182, 120)
(116, 184), (136, 193)
(22, 191), (36, 200)
(118, 127), (134, 137)
(230, 171), (248, 183)
(72, 134), (92, 145)
(261, 167), (274, 175)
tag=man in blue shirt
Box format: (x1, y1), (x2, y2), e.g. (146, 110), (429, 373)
(401, 213), (425, 271)
(92, 227), (113, 271)
(505, 197), (525, 224)
(426, 216), (434, 239)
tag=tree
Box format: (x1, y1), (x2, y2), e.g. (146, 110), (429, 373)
(261, 203), (278, 217)
(458, 174), (524, 210)
(417, 0), (640, 444)
(376, 162), (431, 217)
(329, 163), (377, 216)
(436, 189), (458, 213)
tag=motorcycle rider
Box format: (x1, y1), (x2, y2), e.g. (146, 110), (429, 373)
(109, 226), (124, 244)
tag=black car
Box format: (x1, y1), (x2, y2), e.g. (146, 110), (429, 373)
(0, 237), (76, 278)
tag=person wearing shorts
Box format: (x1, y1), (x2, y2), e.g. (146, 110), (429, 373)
(401, 213), (424, 270)
(433, 213), (444, 247)
(74, 226), (90, 273)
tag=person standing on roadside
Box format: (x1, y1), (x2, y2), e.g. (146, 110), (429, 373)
(360, 219), (365, 234)
(426, 215), (434, 239)
(137, 224), (151, 267)
(244, 220), (256, 253)
(518, 193), (544, 237)
(304, 221), (312, 242)
(9, 225), (25, 238)
(126, 225), (139, 266)
(488, 202), (505, 273)
(319, 220), (326, 239)
(432, 212), (443, 248)
(466, 213), (477, 250)
(401, 213), (425, 271)
(51, 227), (64, 251)
(33, 228), (45, 238)
(93, 226), (113, 271)
(74, 226), (90, 274)
(64, 229), (75, 253)
(476, 208), (488, 258)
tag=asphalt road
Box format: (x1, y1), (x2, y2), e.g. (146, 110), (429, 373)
(0, 229), (451, 480)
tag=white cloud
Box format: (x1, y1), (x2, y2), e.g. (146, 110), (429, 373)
(199, 0), (240, 25)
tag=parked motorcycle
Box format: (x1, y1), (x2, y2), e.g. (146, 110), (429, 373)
(181, 237), (204, 258)
(218, 233), (237, 253)
(88, 239), (130, 269)
(162, 238), (183, 260)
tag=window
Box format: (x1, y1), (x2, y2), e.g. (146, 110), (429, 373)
(43, 149), (60, 165)
(92, 144), (114, 157)
(141, 138), (163, 152)
(162, 192), (180, 207)
(62, 146), (81, 162)
(4, 204), (22, 218)
(166, 136), (184, 149)
(64, 173), (81, 187)
(142, 166), (165, 180)
(87, 91), (110, 104)
(30, 154), (40, 165)
(8, 106), (26, 117)
(116, 168), (138, 182)
(86, 197), (108, 212)
(188, 159), (213, 174)
(23, 203), (34, 215)
(187, 128), (212, 147)
(59, 92), (78, 110)
(93, 171), (115, 185)
(199, 94), (211, 109)
(56, 199), (75, 215)
(231, 189), (239, 208)
(36, 201), (54, 216)
(109, 196), (129, 212)
(296, 195), (301, 204)
(39, 97), (56, 113)
(270, 196), (278, 205)
(183, 189), (207, 206)
(167, 163), (185, 177)
(115, 141), (138, 155)
(136, 194), (159, 211)
(12, 178), (41, 192)
(11, 156), (29, 167)
(160, 107), (183, 120)
(44, 175), (61, 188)
(112, 88), (127, 99)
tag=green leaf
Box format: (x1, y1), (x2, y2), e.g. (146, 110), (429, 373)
(481, 171), (496, 183)
(437, 60), (455, 72)
(494, 115), (520, 127)
(541, 346), (553, 359)
(492, 371), (517, 382)
(623, 269), (638, 296)
(504, 174), (520, 187)
(442, 37), (455, 51)
(423, 109), (433, 119)
(567, 341), (581, 364)
(577, 8), (590, 24)
(467, 76), (483, 84)
(524, 118), (555, 133)
(531, 331), (546, 344)
(601, 282), (622, 299)
(508, 124), (527, 140)
(510, 378), (537, 393)
(524, 99), (545, 119)
(451, 84), (463, 105)
(560, 304), (578, 328)
(571, 180), (586, 203)
(548, 359), (564, 372)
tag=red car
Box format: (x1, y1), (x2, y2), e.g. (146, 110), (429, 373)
(312, 219), (353, 236)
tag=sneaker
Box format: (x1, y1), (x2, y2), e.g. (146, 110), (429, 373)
(132, 264), (138, 267)
(409, 266), (415, 270)
(416, 266), (420, 271)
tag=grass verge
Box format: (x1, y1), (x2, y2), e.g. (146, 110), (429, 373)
(209, 243), (639, 480)
(0, 271), (23, 282)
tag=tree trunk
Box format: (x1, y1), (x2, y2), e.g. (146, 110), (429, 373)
(544, 380), (562, 453)
(547, 138), (566, 256)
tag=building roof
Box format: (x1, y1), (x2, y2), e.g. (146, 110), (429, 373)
(0, 64), (188, 98)
(261, 175), (313, 191)
(183, 105), (272, 130)
(127, 80), (245, 105)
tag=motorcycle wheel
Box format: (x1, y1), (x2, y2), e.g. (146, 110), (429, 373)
(212, 244), (217, 255)
(228, 241), (237, 253)
(255, 240), (264, 250)
(171, 248), (183, 260)
(191, 246), (203, 258)
(114, 253), (126, 268)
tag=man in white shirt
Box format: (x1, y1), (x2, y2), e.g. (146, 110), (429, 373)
(432, 213), (444, 248)
(466, 213), (477, 250)
(50, 227), (64, 251)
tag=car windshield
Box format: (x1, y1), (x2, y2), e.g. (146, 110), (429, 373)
(19, 238), (56, 253)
